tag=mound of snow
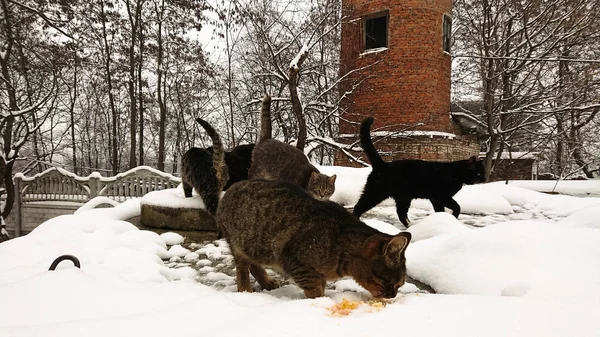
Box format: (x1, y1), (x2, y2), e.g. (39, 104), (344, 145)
(407, 221), (600, 297)
(485, 182), (600, 216)
(557, 205), (600, 229)
(160, 232), (185, 246)
(407, 212), (471, 242)
(363, 219), (401, 235)
(455, 184), (514, 215)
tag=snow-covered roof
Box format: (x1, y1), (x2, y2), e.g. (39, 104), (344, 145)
(481, 151), (540, 160)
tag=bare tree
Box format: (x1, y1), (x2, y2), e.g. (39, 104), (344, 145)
(0, 0), (64, 238)
(232, 0), (342, 155)
(453, 0), (600, 179)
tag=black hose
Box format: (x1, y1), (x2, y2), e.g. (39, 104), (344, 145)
(48, 254), (81, 271)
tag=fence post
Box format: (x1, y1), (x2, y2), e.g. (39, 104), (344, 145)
(14, 176), (22, 237)
(88, 175), (99, 199)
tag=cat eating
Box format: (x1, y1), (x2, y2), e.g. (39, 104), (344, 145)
(353, 117), (486, 227)
(217, 179), (411, 299)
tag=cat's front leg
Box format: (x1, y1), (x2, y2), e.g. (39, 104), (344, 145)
(392, 196), (412, 227)
(430, 199), (446, 212)
(234, 258), (253, 293)
(182, 182), (193, 198)
(353, 183), (389, 218)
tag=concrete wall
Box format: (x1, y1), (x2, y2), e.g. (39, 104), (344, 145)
(5, 202), (82, 236)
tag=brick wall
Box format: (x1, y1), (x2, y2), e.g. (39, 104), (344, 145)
(489, 159), (536, 181)
(339, 0), (453, 135)
(335, 134), (480, 166)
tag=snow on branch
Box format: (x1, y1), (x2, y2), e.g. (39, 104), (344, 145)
(306, 137), (369, 167)
(289, 44), (309, 72)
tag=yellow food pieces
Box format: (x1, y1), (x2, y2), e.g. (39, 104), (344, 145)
(328, 298), (388, 316)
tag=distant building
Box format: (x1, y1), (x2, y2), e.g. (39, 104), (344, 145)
(483, 152), (540, 181)
(451, 101), (540, 181)
(335, 0), (479, 166)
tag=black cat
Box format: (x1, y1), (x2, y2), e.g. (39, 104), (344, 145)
(206, 143), (255, 190)
(353, 117), (486, 227)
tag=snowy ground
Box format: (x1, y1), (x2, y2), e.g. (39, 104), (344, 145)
(1, 166), (600, 337)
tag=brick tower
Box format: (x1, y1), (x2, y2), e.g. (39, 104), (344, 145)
(335, 0), (479, 166)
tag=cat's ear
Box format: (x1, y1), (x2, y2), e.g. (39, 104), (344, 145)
(383, 232), (411, 264)
(311, 171), (319, 181)
(468, 156), (477, 165)
(328, 174), (337, 185)
(362, 236), (387, 258)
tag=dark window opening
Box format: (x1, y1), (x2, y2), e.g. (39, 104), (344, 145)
(443, 14), (452, 53)
(365, 12), (388, 50)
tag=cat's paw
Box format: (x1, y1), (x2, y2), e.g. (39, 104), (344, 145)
(260, 278), (280, 290)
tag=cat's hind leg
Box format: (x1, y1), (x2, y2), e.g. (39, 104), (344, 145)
(250, 264), (279, 290)
(282, 258), (325, 298)
(444, 198), (461, 218)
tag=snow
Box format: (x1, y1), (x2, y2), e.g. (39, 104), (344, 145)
(141, 187), (206, 209)
(406, 212), (472, 242)
(503, 179), (600, 197)
(480, 151), (539, 160)
(74, 196), (119, 213)
(338, 130), (457, 139)
(1, 165), (600, 336)
(360, 47), (388, 56)
(289, 44), (309, 71)
(159, 232), (184, 245)
(15, 165), (180, 183)
(167, 244), (192, 257)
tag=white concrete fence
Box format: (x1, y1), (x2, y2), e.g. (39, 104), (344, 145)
(7, 166), (181, 237)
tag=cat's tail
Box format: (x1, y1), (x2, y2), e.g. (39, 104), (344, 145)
(196, 117), (229, 191)
(259, 93), (272, 142)
(360, 117), (386, 169)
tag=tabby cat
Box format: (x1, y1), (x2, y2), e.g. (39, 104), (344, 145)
(180, 118), (229, 216)
(216, 179), (411, 299)
(248, 93), (337, 200)
(353, 117), (486, 227)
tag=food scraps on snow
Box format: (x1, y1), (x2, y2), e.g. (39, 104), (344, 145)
(327, 298), (389, 316)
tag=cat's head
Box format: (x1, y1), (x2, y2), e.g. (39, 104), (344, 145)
(461, 156), (486, 184)
(308, 172), (336, 200)
(352, 231), (411, 299)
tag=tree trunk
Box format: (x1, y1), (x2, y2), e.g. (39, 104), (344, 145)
(288, 47), (309, 151)
(225, 16), (236, 147)
(156, 0), (166, 171)
(0, 0), (17, 219)
(100, 1), (119, 175)
(70, 58), (79, 174)
(138, 21), (145, 166)
(126, 0), (143, 169)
